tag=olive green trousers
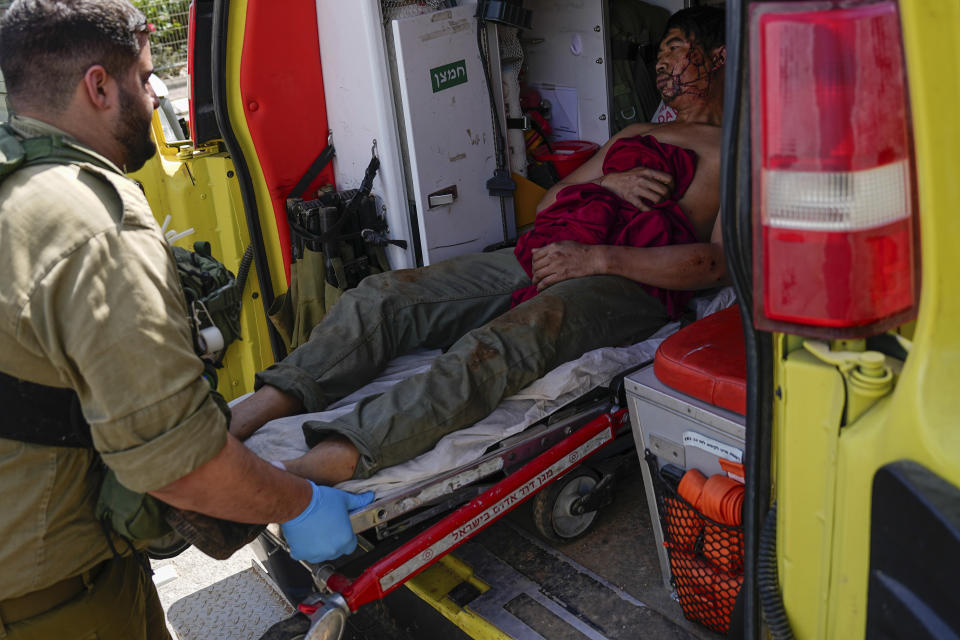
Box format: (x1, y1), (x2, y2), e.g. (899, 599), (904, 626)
(2, 555), (170, 640)
(256, 249), (669, 478)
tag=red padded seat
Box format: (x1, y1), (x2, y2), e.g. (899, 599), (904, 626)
(653, 305), (746, 415)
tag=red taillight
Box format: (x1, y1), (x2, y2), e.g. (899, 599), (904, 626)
(751, 1), (919, 336)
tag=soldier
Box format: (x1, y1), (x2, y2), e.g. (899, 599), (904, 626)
(0, 2), (371, 637)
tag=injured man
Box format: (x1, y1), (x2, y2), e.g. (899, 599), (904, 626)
(231, 6), (728, 495)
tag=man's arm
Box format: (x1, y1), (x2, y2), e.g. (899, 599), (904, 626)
(149, 434), (312, 524)
(537, 123), (663, 212)
(151, 434), (373, 563)
(531, 212), (727, 291)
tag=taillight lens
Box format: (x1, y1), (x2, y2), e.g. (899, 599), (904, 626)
(751, 1), (919, 337)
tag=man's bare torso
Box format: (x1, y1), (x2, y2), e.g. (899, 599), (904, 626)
(614, 121), (722, 241)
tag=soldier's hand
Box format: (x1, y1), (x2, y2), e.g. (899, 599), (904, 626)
(532, 242), (607, 291)
(598, 167), (675, 210)
(281, 483), (375, 563)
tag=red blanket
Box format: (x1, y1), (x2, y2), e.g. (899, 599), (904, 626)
(512, 135), (699, 318)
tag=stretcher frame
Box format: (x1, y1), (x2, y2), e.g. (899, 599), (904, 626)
(259, 401), (632, 640)
(346, 392), (613, 538)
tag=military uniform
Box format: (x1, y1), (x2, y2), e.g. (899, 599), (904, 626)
(0, 115), (227, 638)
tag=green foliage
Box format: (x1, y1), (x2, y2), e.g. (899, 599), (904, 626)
(133, 0), (190, 75)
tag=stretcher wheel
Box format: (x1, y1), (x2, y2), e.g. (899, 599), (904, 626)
(532, 468), (601, 543)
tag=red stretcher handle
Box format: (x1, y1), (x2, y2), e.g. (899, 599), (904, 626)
(325, 409), (629, 611)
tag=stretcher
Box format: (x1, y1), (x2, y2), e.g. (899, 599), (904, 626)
(244, 288), (736, 640)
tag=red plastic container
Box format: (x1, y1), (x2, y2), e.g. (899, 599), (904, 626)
(533, 140), (599, 178)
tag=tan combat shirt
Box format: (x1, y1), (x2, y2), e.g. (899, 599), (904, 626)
(0, 116), (228, 600)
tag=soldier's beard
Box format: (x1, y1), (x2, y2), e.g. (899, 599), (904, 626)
(116, 85), (156, 173)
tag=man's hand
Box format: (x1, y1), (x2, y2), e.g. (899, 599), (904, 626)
(532, 242), (608, 291)
(598, 167), (675, 210)
(281, 482), (376, 563)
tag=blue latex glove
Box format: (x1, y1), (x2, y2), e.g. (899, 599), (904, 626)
(281, 482), (375, 563)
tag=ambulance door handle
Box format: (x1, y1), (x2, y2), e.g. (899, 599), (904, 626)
(428, 185), (458, 208)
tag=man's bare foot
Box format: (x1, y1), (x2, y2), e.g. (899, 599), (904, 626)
(229, 385), (304, 441)
(280, 435), (361, 485)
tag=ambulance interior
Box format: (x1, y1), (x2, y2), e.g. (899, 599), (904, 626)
(210, 0), (743, 633)
(175, 0), (747, 637)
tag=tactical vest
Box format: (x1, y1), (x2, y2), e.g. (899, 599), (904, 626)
(0, 122), (231, 544)
(0, 123), (125, 452)
(0, 123), (245, 364)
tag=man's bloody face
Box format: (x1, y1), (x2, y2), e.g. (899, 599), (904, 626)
(655, 28), (717, 107)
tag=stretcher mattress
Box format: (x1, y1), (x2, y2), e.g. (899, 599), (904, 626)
(243, 287), (736, 496)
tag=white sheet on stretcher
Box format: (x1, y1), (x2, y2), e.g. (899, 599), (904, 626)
(244, 287), (736, 496)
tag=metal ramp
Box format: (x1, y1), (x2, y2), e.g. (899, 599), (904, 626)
(166, 563), (295, 640)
